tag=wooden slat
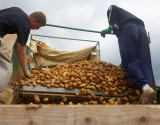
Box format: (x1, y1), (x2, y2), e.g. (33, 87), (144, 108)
(0, 105), (160, 125)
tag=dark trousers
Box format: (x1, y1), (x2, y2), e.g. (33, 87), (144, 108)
(118, 23), (153, 90)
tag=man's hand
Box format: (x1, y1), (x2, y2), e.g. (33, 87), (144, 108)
(100, 29), (111, 38)
(24, 70), (34, 79)
(27, 56), (32, 65)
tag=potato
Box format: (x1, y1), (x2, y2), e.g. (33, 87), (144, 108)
(80, 88), (85, 96)
(96, 85), (100, 89)
(36, 80), (41, 84)
(54, 84), (59, 88)
(13, 81), (19, 86)
(99, 97), (104, 104)
(20, 80), (24, 85)
(116, 98), (120, 103)
(86, 89), (91, 95)
(81, 77), (87, 81)
(91, 94), (96, 99)
(46, 84), (51, 88)
(102, 101), (106, 105)
(123, 97), (129, 102)
(33, 82), (36, 86)
(62, 97), (67, 102)
(125, 103), (130, 105)
(34, 95), (40, 103)
(90, 82), (96, 86)
(51, 79), (56, 84)
(79, 83), (86, 88)
(121, 86), (126, 91)
(68, 102), (73, 105)
(75, 93), (79, 97)
(89, 100), (94, 104)
(72, 82), (77, 87)
(93, 101), (98, 105)
(117, 89), (122, 93)
(103, 92), (108, 97)
(108, 98), (114, 105)
(152, 100), (157, 104)
(59, 83), (64, 88)
(77, 103), (81, 105)
(77, 81), (82, 86)
(88, 95), (92, 100)
(113, 92), (118, 96)
(26, 82), (30, 86)
(105, 87), (109, 91)
(60, 102), (64, 105)
(64, 80), (69, 84)
(84, 101), (89, 105)
(91, 86), (96, 90)
(43, 98), (49, 102)
(64, 84), (69, 89)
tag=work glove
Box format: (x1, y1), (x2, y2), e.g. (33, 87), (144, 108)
(24, 70), (34, 79)
(100, 29), (111, 38)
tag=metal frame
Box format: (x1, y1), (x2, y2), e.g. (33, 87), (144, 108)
(30, 34), (100, 60)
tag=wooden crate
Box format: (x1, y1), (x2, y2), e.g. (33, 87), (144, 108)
(0, 105), (159, 125)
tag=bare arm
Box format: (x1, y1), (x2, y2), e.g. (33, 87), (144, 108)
(18, 43), (26, 72)
(18, 43), (34, 78)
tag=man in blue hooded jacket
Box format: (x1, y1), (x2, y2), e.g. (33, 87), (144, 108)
(100, 5), (156, 104)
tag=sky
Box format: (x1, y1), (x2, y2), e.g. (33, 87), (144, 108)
(1, 0), (160, 86)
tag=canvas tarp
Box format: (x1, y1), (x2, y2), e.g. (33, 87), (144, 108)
(27, 39), (97, 69)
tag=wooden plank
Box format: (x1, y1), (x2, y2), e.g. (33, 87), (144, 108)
(0, 105), (160, 125)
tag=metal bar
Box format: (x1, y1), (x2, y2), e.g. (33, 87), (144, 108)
(21, 92), (123, 100)
(22, 85), (103, 95)
(31, 34), (99, 43)
(46, 24), (101, 33)
(20, 85), (124, 97)
(46, 24), (115, 35)
(97, 42), (100, 60)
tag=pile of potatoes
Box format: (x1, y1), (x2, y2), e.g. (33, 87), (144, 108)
(14, 60), (156, 105)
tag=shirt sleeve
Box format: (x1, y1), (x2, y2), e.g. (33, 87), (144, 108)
(17, 25), (30, 46)
(107, 5), (117, 26)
